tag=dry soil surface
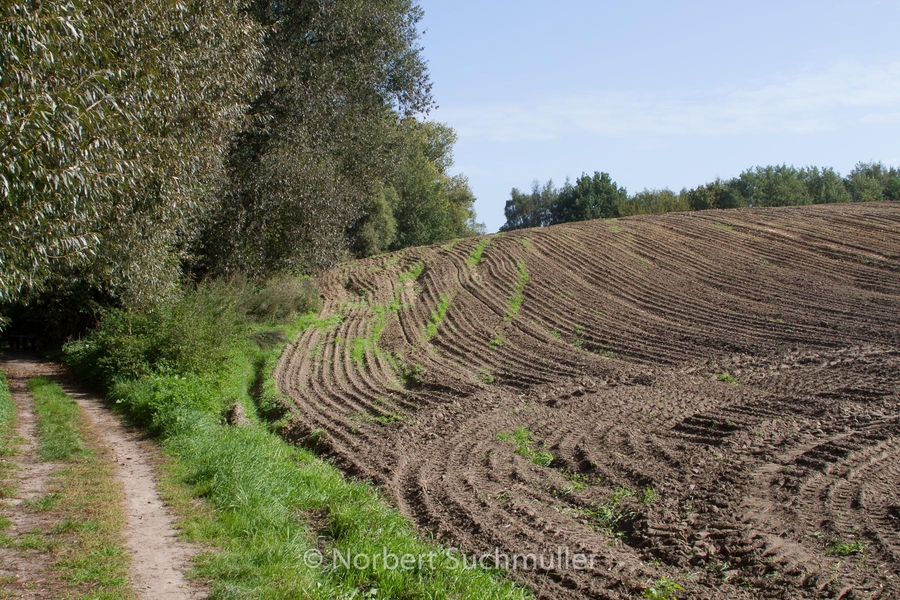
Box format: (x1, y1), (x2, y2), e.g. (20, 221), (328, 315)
(277, 203), (900, 599)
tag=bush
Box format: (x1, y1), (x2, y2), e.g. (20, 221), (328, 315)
(64, 280), (247, 387)
(241, 275), (321, 324)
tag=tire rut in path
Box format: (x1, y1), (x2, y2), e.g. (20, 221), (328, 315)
(0, 358), (60, 598)
(0, 355), (203, 600)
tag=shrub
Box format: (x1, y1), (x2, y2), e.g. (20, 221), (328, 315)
(241, 275), (321, 323)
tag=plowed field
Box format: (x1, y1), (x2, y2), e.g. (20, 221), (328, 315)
(276, 202), (900, 599)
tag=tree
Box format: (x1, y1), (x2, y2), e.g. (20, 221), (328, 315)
(740, 165), (809, 207)
(350, 188), (399, 258)
(801, 166), (852, 204)
(846, 162), (900, 203)
(622, 188), (690, 216)
(501, 180), (557, 231)
(197, 0), (433, 277)
(550, 172), (627, 224)
(1, 0), (263, 307)
(389, 121), (482, 250)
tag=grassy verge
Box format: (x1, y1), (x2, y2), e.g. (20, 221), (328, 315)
(0, 370), (17, 499)
(0, 377), (133, 599)
(64, 279), (529, 599)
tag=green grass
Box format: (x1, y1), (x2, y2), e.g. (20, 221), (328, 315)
(0, 370), (15, 453)
(29, 377), (86, 461)
(498, 426), (553, 467)
(568, 486), (640, 539)
(477, 368), (495, 385)
(350, 301), (394, 366)
(519, 238), (533, 250)
(64, 281), (529, 600)
(714, 222), (734, 232)
(640, 486), (660, 506)
(466, 238), (491, 267)
(504, 261), (530, 322)
(424, 293), (452, 341)
(0, 370), (17, 496)
(399, 261), (425, 283)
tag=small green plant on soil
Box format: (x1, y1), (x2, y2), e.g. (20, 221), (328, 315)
(554, 470), (594, 495)
(424, 294), (452, 341)
(497, 426), (553, 467)
(466, 238), (491, 267)
(640, 486), (660, 506)
(643, 577), (684, 599)
(490, 333), (504, 351)
(396, 360), (426, 387)
(573, 324), (585, 348)
(441, 239), (460, 250)
(827, 539), (866, 556)
(351, 285), (406, 366)
(399, 261), (425, 283)
(714, 222), (733, 232)
(477, 368), (495, 385)
(357, 412), (405, 425)
(573, 486), (638, 538)
(717, 372), (738, 385)
(519, 238), (533, 250)
(504, 261), (530, 322)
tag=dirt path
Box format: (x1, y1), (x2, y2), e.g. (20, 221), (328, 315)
(0, 355), (203, 599)
(0, 358), (61, 598)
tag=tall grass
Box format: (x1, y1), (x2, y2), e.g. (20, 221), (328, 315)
(64, 277), (529, 599)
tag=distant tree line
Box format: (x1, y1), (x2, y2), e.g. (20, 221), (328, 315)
(501, 162), (900, 231)
(1, 1), (480, 336)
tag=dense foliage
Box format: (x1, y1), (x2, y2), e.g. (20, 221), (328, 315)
(1, 1), (478, 336)
(502, 162), (900, 231)
(1, 0), (264, 307)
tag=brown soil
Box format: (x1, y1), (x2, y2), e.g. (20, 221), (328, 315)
(276, 203), (900, 599)
(0, 356), (203, 599)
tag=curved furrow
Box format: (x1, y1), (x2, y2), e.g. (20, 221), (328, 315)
(276, 203), (900, 600)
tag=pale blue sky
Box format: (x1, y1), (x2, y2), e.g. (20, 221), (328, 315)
(416, 0), (900, 232)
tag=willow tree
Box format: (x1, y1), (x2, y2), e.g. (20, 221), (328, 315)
(1, 1), (263, 314)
